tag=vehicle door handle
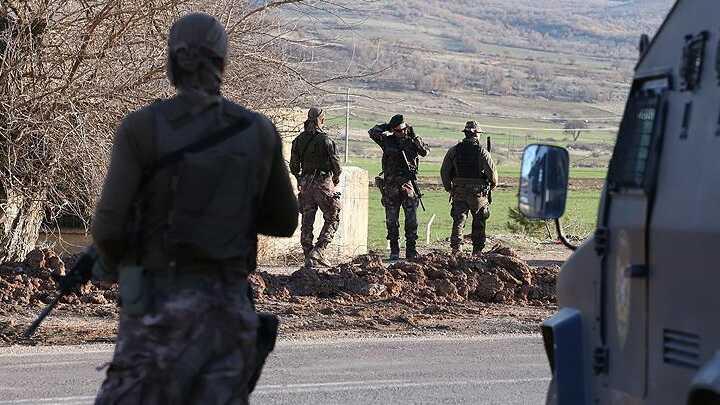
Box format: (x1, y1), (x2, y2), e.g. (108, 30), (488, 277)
(625, 265), (649, 279)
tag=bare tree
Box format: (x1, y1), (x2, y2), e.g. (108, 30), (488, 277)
(564, 119), (589, 142)
(0, 0), (368, 262)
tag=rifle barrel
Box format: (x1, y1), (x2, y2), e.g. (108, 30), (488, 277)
(24, 294), (63, 338)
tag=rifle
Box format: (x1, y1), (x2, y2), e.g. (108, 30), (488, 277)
(24, 247), (97, 338)
(487, 136), (493, 204)
(400, 150), (426, 211)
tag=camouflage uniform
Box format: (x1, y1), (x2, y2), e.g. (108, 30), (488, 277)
(290, 107), (342, 266)
(95, 272), (258, 404)
(91, 13), (298, 404)
(441, 121), (497, 255)
(369, 115), (429, 259)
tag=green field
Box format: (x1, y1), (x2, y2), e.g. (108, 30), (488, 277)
(366, 187), (600, 250)
(346, 157), (607, 181)
(326, 110), (618, 146)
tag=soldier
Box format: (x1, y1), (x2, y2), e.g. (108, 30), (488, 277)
(441, 121), (498, 256)
(91, 13), (298, 404)
(369, 114), (429, 260)
(289, 107), (342, 267)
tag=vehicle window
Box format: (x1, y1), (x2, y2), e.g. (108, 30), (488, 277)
(607, 82), (666, 191)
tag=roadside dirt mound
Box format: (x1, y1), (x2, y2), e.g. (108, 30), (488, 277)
(251, 244), (558, 306)
(0, 250), (118, 315)
(0, 245), (559, 346)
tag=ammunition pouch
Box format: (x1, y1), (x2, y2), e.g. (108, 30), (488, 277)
(374, 176), (386, 193)
(118, 265), (150, 317)
(248, 312), (280, 393)
(452, 177), (491, 194)
(374, 175), (386, 206)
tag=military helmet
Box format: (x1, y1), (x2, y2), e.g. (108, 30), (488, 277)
(389, 114), (406, 130)
(463, 120), (482, 135)
(166, 13), (228, 86)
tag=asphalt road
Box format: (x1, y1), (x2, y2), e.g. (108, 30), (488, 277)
(0, 335), (549, 404)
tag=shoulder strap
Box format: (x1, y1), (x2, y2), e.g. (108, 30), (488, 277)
(139, 117), (252, 189)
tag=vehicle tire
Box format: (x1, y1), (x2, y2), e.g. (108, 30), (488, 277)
(545, 378), (557, 405)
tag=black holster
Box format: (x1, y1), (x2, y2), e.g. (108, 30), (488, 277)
(248, 312), (279, 393)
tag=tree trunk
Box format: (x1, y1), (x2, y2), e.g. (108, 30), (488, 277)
(0, 189), (46, 262)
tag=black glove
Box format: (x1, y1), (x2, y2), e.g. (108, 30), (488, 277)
(407, 126), (416, 138)
(52, 249), (96, 294)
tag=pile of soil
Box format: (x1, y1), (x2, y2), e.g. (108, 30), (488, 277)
(250, 244), (558, 306)
(0, 249), (118, 315)
(0, 244), (559, 345)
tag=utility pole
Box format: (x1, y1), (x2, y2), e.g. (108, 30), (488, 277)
(345, 88), (350, 164)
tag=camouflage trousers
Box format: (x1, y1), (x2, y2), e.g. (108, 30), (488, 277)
(450, 184), (491, 252)
(298, 174), (341, 253)
(95, 271), (258, 405)
(382, 177), (419, 243)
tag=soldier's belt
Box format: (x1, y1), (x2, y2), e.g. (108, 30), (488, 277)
(302, 170), (332, 178)
(452, 177), (487, 186)
(148, 258), (250, 276)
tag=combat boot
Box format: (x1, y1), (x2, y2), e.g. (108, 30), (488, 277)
(389, 240), (400, 261)
(309, 243), (331, 268)
(406, 241), (418, 260)
(303, 247), (314, 268)
(472, 244), (484, 257)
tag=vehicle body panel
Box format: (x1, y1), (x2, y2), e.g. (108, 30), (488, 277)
(547, 1), (720, 403)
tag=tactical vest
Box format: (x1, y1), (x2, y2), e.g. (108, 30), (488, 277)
(454, 139), (483, 179)
(382, 136), (418, 178)
(298, 131), (333, 175)
(150, 99), (259, 263)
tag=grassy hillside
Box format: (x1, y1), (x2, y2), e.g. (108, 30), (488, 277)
(290, 0), (673, 104)
(279, 0), (674, 174)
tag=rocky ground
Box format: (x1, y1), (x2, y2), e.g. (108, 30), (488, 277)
(0, 241), (565, 346)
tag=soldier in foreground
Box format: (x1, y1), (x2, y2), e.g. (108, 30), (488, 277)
(441, 121), (497, 256)
(369, 114), (429, 260)
(289, 107), (342, 267)
(91, 13), (298, 404)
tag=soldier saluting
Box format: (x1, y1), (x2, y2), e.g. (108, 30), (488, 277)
(290, 107), (342, 268)
(441, 121), (497, 256)
(369, 114), (429, 260)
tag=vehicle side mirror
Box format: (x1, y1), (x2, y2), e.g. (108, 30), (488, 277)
(518, 144), (570, 220)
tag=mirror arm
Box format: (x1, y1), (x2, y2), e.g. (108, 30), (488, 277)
(555, 218), (578, 251)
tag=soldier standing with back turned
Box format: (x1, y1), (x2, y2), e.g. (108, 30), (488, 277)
(369, 114), (429, 260)
(91, 13), (298, 404)
(441, 121), (498, 256)
(290, 107), (342, 268)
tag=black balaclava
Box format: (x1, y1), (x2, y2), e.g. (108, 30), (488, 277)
(167, 13), (228, 96)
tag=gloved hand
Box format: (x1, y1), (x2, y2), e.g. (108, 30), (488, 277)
(51, 248), (97, 294)
(407, 125), (416, 138)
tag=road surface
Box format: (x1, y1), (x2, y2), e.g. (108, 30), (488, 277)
(0, 334), (549, 404)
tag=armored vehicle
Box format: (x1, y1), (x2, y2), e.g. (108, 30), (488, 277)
(518, 1), (720, 404)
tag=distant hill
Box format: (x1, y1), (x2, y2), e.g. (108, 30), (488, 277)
(285, 0), (674, 113)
